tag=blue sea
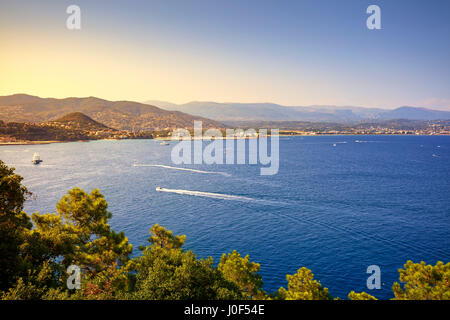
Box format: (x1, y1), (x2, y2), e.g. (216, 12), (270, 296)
(1, 135), (449, 299)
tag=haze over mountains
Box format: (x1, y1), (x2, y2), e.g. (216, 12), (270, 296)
(0, 94), (223, 131)
(146, 100), (450, 123)
(1, 94), (449, 134)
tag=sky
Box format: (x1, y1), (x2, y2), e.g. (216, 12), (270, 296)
(0, 0), (449, 109)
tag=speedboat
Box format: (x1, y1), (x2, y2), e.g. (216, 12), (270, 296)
(156, 186), (163, 191)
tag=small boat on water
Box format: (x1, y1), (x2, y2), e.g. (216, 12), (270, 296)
(160, 142), (169, 146)
(32, 152), (43, 164)
(156, 186), (163, 191)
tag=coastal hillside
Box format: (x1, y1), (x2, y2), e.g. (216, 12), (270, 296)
(48, 112), (113, 131)
(146, 100), (450, 122)
(0, 120), (95, 142)
(0, 112), (152, 143)
(0, 94), (224, 131)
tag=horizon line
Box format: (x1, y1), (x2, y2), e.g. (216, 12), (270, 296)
(2, 92), (450, 112)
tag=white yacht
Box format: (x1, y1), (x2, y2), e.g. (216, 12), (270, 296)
(32, 152), (43, 164)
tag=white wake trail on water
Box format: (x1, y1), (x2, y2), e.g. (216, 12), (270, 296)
(156, 187), (281, 206)
(133, 164), (231, 177)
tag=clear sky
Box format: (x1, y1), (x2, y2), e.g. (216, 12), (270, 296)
(1, 0), (449, 109)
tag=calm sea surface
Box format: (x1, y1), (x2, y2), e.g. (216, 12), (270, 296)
(1, 135), (449, 299)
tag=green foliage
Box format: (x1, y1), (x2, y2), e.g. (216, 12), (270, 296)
(276, 267), (331, 300)
(133, 248), (242, 300)
(0, 160), (32, 291)
(1, 261), (56, 300)
(0, 160), (31, 214)
(1, 278), (45, 300)
(32, 188), (133, 273)
(70, 262), (134, 300)
(131, 225), (242, 300)
(392, 260), (450, 300)
(1, 160), (449, 300)
(348, 291), (377, 300)
(144, 224), (186, 250)
(218, 250), (265, 299)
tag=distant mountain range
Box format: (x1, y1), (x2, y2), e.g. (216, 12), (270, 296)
(0, 94), (223, 131)
(1, 95), (449, 133)
(145, 100), (450, 122)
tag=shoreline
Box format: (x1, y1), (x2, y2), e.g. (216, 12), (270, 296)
(0, 140), (62, 146)
(155, 133), (450, 141)
(1, 133), (449, 146)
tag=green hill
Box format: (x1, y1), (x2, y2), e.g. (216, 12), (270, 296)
(0, 94), (225, 131)
(0, 120), (92, 142)
(49, 112), (113, 131)
(0, 111), (155, 142)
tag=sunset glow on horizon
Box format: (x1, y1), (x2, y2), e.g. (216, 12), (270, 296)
(1, 0), (449, 109)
